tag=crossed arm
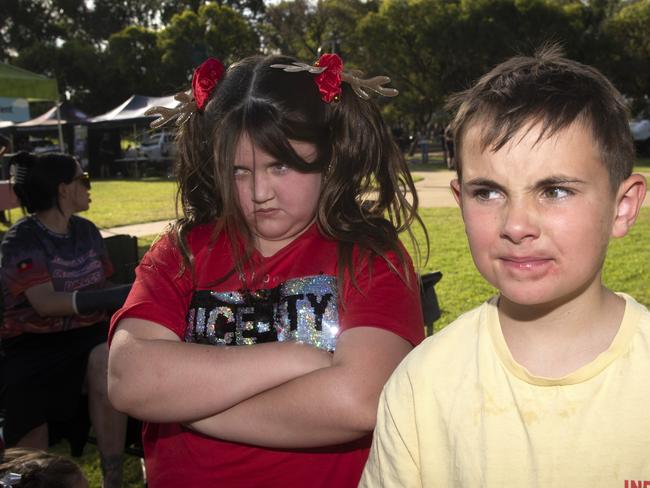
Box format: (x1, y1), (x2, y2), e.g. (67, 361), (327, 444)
(108, 318), (412, 447)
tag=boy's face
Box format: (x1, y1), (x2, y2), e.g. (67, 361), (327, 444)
(451, 121), (621, 308)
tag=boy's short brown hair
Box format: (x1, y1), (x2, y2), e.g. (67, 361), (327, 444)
(447, 45), (634, 191)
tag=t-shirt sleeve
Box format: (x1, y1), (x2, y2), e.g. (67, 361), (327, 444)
(339, 247), (425, 346)
(359, 362), (422, 487)
(1, 228), (51, 296)
(108, 233), (193, 344)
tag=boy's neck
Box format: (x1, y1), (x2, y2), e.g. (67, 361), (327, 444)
(498, 284), (625, 378)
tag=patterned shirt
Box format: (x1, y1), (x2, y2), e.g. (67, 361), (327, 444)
(1, 215), (112, 338)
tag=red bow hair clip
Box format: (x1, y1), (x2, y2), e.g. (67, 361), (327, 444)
(192, 57), (225, 110)
(314, 53), (344, 103)
(145, 57), (225, 128)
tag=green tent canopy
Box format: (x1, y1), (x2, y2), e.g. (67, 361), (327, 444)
(0, 63), (58, 101)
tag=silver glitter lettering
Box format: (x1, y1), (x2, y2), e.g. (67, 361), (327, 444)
(195, 308), (206, 338)
(184, 308), (197, 342)
(236, 306), (256, 345)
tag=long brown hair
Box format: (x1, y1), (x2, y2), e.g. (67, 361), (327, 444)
(173, 54), (426, 287)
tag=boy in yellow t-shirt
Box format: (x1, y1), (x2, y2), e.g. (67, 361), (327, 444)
(360, 46), (650, 487)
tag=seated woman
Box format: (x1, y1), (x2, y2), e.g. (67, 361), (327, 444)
(0, 152), (129, 488)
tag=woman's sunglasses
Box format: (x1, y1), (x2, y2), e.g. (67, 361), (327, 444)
(72, 172), (91, 189)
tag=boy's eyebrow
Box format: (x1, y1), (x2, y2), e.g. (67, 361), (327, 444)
(463, 178), (505, 190)
(532, 176), (587, 188)
(464, 176), (586, 190)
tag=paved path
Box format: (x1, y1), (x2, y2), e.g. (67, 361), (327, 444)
(411, 170), (457, 207)
(101, 169), (650, 238)
(100, 220), (173, 238)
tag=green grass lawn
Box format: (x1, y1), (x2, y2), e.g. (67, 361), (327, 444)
(81, 179), (178, 229)
(0, 179), (178, 234)
(634, 155), (650, 171)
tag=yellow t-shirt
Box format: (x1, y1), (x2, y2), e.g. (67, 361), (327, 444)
(361, 294), (650, 487)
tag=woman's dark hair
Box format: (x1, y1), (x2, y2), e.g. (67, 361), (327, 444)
(10, 152), (78, 213)
(0, 448), (86, 488)
(173, 54), (427, 287)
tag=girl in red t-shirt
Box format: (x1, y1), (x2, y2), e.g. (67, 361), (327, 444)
(108, 54), (427, 487)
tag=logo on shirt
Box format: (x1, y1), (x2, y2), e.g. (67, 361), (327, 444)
(16, 258), (33, 272)
(185, 274), (339, 351)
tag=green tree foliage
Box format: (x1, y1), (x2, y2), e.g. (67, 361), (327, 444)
(605, 0), (650, 114)
(159, 4), (260, 91)
(0, 0), (67, 58)
(85, 0), (164, 41)
(2, 0), (649, 128)
(103, 27), (166, 104)
(261, 0), (375, 61)
(356, 0), (590, 129)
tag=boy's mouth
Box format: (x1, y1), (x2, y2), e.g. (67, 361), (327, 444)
(499, 256), (553, 269)
(500, 256), (553, 271)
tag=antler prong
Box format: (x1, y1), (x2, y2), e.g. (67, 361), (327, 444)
(145, 90), (195, 128)
(341, 73), (399, 99)
(270, 62), (326, 74)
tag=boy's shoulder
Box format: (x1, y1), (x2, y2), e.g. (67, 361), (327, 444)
(396, 293), (650, 383)
(619, 293), (650, 339)
(397, 299), (495, 379)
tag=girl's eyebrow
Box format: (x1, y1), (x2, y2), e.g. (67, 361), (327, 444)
(233, 158), (281, 168)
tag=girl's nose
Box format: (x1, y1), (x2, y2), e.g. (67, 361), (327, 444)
(252, 171), (273, 204)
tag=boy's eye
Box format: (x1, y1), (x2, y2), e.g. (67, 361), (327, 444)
(473, 188), (502, 201)
(542, 187), (572, 199)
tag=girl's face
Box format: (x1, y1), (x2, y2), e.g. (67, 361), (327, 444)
(234, 134), (322, 257)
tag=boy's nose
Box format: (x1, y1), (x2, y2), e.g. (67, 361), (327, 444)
(500, 199), (540, 243)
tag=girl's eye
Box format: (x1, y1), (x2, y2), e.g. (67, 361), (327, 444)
(234, 167), (251, 177)
(271, 163), (290, 174)
(473, 188), (502, 201)
(542, 187), (572, 199)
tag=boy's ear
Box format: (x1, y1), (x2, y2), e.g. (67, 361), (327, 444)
(611, 173), (647, 238)
(450, 179), (462, 208)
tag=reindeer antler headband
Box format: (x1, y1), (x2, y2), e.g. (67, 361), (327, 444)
(271, 53), (398, 102)
(146, 54), (398, 128)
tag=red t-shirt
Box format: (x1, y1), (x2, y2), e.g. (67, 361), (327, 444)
(110, 223), (424, 488)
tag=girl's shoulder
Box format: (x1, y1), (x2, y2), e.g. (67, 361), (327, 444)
(147, 221), (227, 263)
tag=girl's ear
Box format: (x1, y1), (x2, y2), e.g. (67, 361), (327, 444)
(611, 173), (647, 238)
